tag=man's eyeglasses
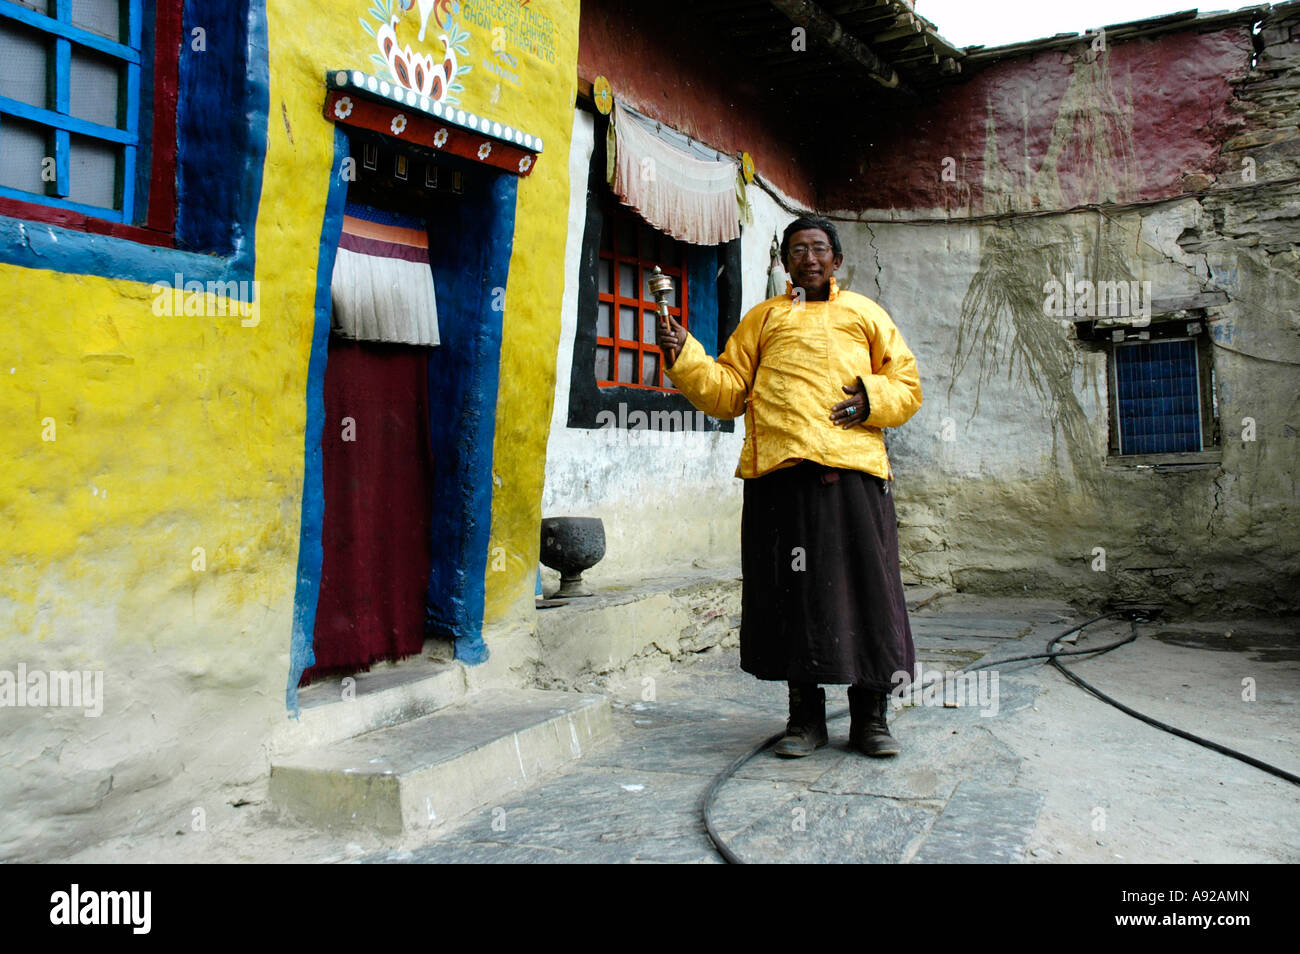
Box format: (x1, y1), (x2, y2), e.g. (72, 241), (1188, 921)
(788, 243), (833, 260)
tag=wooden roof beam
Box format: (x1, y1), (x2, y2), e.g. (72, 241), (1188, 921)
(767, 0), (914, 93)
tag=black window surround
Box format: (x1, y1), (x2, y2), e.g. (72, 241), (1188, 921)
(566, 118), (740, 432)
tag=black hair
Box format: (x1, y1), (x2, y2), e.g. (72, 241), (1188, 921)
(780, 216), (842, 266)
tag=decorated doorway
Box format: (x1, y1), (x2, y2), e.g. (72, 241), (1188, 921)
(286, 0), (543, 699)
(293, 124), (525, 689)
(302, 139), (448, 682)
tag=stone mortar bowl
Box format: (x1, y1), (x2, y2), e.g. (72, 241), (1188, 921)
(540, 517), (606, 598)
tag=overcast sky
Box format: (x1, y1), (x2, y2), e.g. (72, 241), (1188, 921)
(913, 0), (1230, 49)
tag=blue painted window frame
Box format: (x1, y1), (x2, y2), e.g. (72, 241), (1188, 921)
(0, 0), (267, 293)
(0, 0), (143, 222)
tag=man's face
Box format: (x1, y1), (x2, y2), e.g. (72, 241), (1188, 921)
(784, 228), (843, 299)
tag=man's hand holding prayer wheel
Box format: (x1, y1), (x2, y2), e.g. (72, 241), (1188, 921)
(656, 312), (685, 369)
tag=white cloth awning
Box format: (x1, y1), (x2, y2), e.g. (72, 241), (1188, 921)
(331, 248), (440, 346)
(329, 205), (440, 346)
(609, 101), (741, 246)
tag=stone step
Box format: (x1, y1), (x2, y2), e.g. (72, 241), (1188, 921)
(273, 654), (467, 755)
(533, 573), (951, 683)
(535, 570), (742, 682)
(269, 688), (613, 834)
(903, 584), (949, 609)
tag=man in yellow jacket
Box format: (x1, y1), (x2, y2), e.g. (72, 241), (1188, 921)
(657, 216), (923, 757)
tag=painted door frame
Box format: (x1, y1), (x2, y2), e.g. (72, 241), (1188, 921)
(286, 127), (518, 712)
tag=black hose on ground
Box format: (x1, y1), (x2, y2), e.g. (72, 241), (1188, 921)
(1043, 619), (1300, 788)
(701, 607), (1299, 864)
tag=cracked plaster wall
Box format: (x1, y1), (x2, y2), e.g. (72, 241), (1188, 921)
(825, 10), (1300, 616)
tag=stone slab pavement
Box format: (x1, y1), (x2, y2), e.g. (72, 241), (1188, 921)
(364, 593), (1300, 864)
(58, 592), (1298, 864)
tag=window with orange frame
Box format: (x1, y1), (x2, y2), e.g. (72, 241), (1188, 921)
(594, 194), (688, 391)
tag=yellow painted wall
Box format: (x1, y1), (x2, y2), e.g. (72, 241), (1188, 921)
(481, 6), (579, 625)
(0, 0), (578, 859)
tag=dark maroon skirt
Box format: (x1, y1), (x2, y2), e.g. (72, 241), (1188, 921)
(740, 461), (915, 691)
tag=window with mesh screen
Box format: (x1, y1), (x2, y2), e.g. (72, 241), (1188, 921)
(1113, 338), (1203, 455)
(0, 0), (139, 220)
(595, 196), (688, 392)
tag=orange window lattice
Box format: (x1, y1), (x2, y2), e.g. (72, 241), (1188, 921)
(596, 201), (688, 391)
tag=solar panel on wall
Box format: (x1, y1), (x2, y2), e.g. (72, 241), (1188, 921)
(1115, 338), (1202, 455)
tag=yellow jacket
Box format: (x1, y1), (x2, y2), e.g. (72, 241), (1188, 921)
(666, 278), (922, 480)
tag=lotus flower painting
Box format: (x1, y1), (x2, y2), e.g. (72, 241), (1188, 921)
(360, 0), (472, 106)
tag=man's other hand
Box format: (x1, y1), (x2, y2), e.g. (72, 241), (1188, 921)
(831, 380), (869, 428)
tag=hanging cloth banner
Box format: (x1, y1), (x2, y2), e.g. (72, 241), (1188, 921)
(608, 101), (741, 246)
(331, 202), (441, 346)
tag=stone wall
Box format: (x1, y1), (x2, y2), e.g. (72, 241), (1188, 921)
(823, 7), (1300, 617)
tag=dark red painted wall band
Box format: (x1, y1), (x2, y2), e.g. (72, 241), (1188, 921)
(578, 0), (818, 210)
(146, 0), (184, 233)
(0, 195), (176, 246)
(820, 28), (1255, 213)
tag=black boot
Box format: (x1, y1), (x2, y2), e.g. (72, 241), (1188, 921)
(773, 682), (828, 757)
(849, 684), (900, 757)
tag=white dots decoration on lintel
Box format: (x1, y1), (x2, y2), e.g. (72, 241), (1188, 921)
(335, 71), (348, 85)
(366, 76), (378, 92)
(352, 71), (364, 86)
(456, 110), (466, 124)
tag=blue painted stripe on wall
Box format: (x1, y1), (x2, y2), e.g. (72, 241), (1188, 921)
(424, 167), (518, 664)
(175, 0), (267, 263)
(285, 128), (351, 714)
(455, 171), (518, 663)
(687, 244), (719, 356)
(0, 219), (256, 290)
